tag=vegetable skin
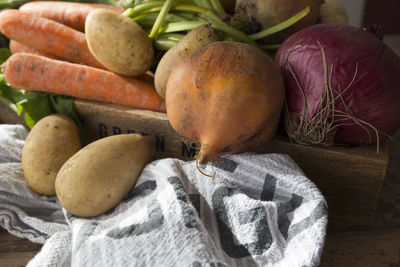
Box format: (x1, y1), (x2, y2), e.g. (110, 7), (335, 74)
(275, 23), (400, 147)
(3, 53), (166, 113)
(166, 41), (285, 164)
(19, 1), (124, 32)
(0, 9), (105, 69)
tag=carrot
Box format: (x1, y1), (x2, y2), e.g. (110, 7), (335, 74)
(9, 40), (61, 60)
(0, 9), (105, 69)
(135, 71), (155, 86)
(10, 39), (155, 86)
(19, 1), (124, 32)
(3, 53), (166, 113)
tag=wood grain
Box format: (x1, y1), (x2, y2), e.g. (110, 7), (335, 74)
(74, 98), (389, 230)
(1, 224), (399, 267)
(0, 228), (42, 267)
(321, 230), (400, 267)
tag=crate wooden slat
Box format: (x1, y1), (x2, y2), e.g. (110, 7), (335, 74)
(0, 99), (389, 229)
(73, 99), (389, 230)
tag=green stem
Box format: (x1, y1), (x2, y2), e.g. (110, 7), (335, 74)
(124, 0), (142, 8)
(173, 11), (198, 20)
(197, 0), (213, 10)
(123, 1), (164, 18)
(154, 39), (179, 50)
(133, 12), (185, 24)
(158, 33), (186, 41)
(149, 0), (174, 39)
(162, 21), (206, 33)
(200, 11), (257, 45)
(249, 6), (311, 40)
(211, 23), (257, 45)
(154, 33), (185, 49)
(172, 4), (209, 14)
(209, 0), (225, 16)
(154, 33), (186, 49)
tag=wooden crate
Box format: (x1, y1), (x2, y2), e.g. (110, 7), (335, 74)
(0, 99), (389, 230)
(74, 99), (389, 230)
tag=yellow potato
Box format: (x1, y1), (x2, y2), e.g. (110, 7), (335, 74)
(85, 9), (154, 76)
(154, 24), (221, 99)
(55, 134), (152, 217)
(22, 114), (81, 195)
(234, 0), (323, 43)
(319, 0), (348, 25)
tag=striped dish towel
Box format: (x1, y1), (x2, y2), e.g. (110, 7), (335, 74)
(0, 124), (327, 267)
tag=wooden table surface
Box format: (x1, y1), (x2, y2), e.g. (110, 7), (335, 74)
(1, 36), (400, 267)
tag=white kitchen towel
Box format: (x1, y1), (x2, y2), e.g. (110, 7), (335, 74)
(0, 124), (328, 267)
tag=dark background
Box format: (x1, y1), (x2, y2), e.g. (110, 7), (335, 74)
(363, 0), (399, 34)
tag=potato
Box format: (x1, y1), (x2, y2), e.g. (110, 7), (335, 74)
(55, 134), (152, 217)
(235, 0), (323, 42)
(22, 114), (81, 195)
(154, 24), (221, 99)
(85, 9), (154, 76)
(319, 0), (348, 25)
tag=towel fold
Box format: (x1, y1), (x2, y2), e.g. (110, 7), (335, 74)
(0, 124), (327, 267)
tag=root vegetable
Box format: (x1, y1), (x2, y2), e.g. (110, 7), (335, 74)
(9, 40), (61, 60)
(155, 24), (221, 99)
(0, 9), (104, 69)
(22, 114), (81, 195)
(3, 53), (166, 113)
(319, 0), (348, 25)
(56, 134), (151, 217)
(9, 40), (154, 84)
(19, 1), (124, 32)
(85, 8), (154, 76)
(166, 41), (285, 165)
(275, 24), (400, 148)
(234, 0), (322, 42)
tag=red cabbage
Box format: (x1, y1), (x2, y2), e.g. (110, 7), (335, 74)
(275, 23), (400, 147)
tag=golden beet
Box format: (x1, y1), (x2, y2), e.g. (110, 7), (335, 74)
(166, 41), (285, 164)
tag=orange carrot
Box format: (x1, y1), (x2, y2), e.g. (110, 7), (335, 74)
(19, 1), (124, 32)
(10, 39), (155, 85)
(3, 53), (166, 113)
(9, 40), (61, 60)
(135, 71), (155, 86)
(0, 9), (105, 69)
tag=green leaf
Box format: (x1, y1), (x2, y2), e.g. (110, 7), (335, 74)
(49, 94), (87, 145)
(16, 103), (23, 116)
(0, 78), (24, 112)
(17, 92), (53, 128)
(0, 48), (11, 63)
(23, 111), (36, 129)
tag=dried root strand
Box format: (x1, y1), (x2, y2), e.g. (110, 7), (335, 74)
(195, 153), (216, 178)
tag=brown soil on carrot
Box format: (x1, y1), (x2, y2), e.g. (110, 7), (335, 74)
(3, 53), (166, 113)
